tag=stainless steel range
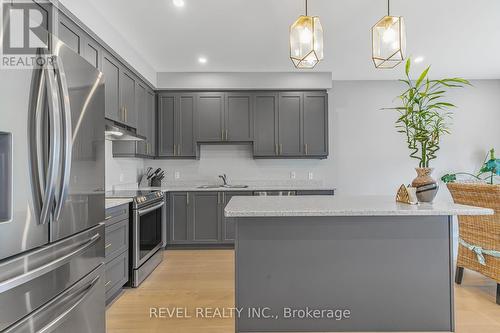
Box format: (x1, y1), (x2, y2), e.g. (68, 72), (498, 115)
(106, 190), (165, 287)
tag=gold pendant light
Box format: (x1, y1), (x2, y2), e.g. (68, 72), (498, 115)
(290, 0), (324, 69)
(372, 0), (406, 69)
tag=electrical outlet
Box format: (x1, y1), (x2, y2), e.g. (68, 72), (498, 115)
(308, 172), (314, 180)
(174, 171), (180, 179)
(119, 173), (124, 182)
(290, 171), (296, 179)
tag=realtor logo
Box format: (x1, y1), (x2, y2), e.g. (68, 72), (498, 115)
(1, 0), (56, 68)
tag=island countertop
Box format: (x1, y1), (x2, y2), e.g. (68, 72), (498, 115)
(224, 195), (493, 217)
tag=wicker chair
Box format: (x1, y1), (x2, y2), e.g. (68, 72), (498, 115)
(447, 183), (500, 305)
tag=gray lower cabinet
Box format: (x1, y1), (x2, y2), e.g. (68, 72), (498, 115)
(170, 192), (191, 243)
(104, 204), (130, 305)
(158, 93), (196, 158)
(221, 191), (252, 243)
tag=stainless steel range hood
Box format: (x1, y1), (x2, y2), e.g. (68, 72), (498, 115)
(105, 119), (146, 141)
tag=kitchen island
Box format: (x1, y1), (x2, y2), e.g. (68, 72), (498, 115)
(225, 196), (493, 333)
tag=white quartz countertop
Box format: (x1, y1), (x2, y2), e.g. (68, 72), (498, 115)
(105, 198), (133, 210)
(138, 184), (335, 192)
(224, 195), (494, 217)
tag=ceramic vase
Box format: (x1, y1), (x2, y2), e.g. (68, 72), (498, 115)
(411, 167), (439, 203)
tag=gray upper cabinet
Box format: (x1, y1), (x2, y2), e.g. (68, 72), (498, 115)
(303, 91), (328, 157)
(278, 92), (303, 156)
(82, 36), (101, 69)
(158, 95), (176, 157)
(158, 93), (196, 158)
(119, 70), (137, 128)
(177, 94), (196, 157)
(102, 51), (121, 122)
(57, 15), (81, 54)
(146, 90), (156, 157)
(196, 92), (225, 142)
(253, 92), (279, 156)
(225, 93), (253, 142)
(135, 83), (148, 156)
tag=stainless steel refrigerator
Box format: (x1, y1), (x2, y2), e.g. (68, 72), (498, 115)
(0, 34), (106, 332)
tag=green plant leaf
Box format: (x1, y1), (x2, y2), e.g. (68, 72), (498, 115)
(416, 66), (430, 88)
(405, 58), (411, 76)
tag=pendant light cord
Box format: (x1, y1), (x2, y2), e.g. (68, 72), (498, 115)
(387, 0), (390, 16)
(305, 0), (308, 16)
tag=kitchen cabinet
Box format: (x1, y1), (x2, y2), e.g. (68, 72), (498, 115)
(119, 69), (137, 128)
(278, 92), (303, 156)
(170, 192), (191, 243)
(225, 93), (253, 141)
(102, 51), (121, 122)
(196, 92), (225, 141)
(168, 192), (220, 244)
(135, 83), (148, 156)
(192, 192), (220, 242)
(253, 92), (279, 156)
(104, 203), (129, 305)
(221, 191), (252, 243)
(158, 93), (196, 158)
(146, 90), (156, 157)
(82, 36), (101, 69)
(303, 91), (328, 157)
(196, 92), (253, 142)
(57, 14), (81, 54)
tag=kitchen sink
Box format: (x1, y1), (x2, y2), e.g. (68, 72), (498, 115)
(196, 184), (249, 189)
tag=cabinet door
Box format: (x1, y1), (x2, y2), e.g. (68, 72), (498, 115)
(225, 93), (253, 141)
(177, 94), (196, 157)
(119, 70), (137, 128)
(196, 92), (224, 141)
(278, 92), (303, 156)
(253, 93), (278, 156)
(158, 94), (176, 157)
(221, 191), (252, 243)
(135, 83), (147, 156)
(82, 36), (101, 69)
(169, 193), (191, 243)
(192, 192), (220, 242)
(146, 90), (156, 157)
(102, 52), (121, 122)
(303, 91), (328, 157)
(57, 15), (81, 54)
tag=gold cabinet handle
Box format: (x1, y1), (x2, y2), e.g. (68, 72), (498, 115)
(279, 144), (283, 155)
(186, 193), (189, 205)
(105, 280), (111, 287)
(125, 107), (127, 123)
(105, 243), (112, 249)
(304, 143), (308, 155)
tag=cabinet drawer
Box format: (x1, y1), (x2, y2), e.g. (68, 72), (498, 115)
(105, 219), (128, 261)
(105, 204), (129, 226)
(105, 251), (128, 298)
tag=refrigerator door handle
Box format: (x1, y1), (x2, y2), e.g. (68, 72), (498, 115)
(3, 272), (101, 333)
(38, 64), (62, 226)
(0, 233), (101, 293)
(53, 55), (73, 222)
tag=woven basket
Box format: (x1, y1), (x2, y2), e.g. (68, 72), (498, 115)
(447, 183), (500, 283)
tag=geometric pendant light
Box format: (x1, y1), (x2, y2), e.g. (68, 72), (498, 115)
(290, 0), (324, 69)
(372, 0), (406, 69)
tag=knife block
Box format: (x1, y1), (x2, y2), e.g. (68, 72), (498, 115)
(151, 179), (162, 187)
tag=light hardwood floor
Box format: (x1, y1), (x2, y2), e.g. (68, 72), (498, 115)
(106, 250), (500, 333)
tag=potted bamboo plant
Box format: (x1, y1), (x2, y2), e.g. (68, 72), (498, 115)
(388, 59), (471, 202)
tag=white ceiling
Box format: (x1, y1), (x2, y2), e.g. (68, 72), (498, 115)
(67, 0), (500, 80)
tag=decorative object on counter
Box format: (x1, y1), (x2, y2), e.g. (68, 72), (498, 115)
(150, 169), (165, 187)
(412, 168), (439, 203)
(385, 58), (470, 202)
(442, 148), (500, 185)
(446, 182), (500, 305)
(289, 0), (324, 69)
(372, 0), (406, 68)
(395, 184), (418, 205)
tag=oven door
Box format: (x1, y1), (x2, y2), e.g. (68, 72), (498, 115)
(132, 201), (164, 269)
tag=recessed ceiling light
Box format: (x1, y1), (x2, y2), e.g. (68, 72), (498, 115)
(198, 57), (207, 64)
(173, 0), (185, 8)
(414, 56), (425, 64)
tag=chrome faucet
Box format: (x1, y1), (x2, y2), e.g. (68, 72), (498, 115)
(218, 174), (228, 186)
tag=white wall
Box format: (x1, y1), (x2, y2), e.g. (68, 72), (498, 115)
(107, 80), (500, 199)
(105, 141), (144, 190)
